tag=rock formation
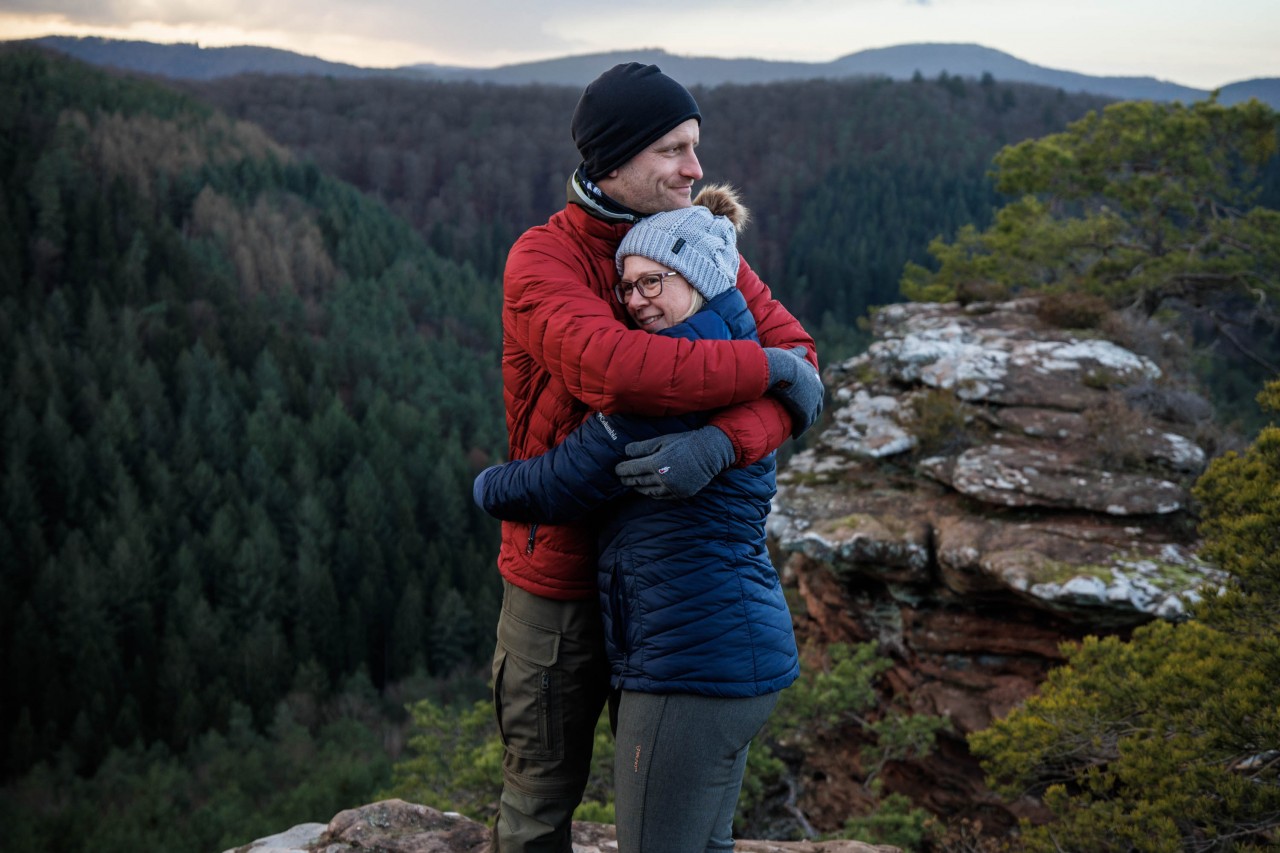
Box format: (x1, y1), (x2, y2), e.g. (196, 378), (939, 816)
(768, 298), (1224, 833)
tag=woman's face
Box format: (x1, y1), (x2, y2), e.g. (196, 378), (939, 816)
(619, 255), (696, 333)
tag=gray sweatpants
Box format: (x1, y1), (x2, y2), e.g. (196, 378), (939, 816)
(613, 689), (781, 853)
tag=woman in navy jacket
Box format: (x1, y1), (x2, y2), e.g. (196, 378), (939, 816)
(474, 186), (803, 853)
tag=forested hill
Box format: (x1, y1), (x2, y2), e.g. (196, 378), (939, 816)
(180, 70), (1113, 349)
(0, 42), (505, 815)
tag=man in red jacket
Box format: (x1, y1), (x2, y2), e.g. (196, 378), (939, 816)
(492, 62), (822, 852)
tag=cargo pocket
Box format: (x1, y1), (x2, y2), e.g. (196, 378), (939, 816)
(493, 612), (564, 761)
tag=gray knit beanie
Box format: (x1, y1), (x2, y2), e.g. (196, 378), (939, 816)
(615, 206), (739, 301)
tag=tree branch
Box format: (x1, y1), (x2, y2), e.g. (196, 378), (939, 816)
(1208, 308), (1280, 374)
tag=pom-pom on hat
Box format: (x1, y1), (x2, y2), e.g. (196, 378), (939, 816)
(616, 185), (750, 302)
(572, 63), (701, 181)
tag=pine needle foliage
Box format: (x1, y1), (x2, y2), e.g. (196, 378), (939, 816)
(901, 98), (1280, 315)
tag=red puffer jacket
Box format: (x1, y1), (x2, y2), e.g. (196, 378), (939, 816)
(500, 202), (817, 599)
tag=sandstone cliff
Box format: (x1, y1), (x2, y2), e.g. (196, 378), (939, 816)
(768, 297), (1223, 833)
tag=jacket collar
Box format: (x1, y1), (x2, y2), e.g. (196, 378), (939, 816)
(566, 166), (644, 225)
(562, 194), (633, 247)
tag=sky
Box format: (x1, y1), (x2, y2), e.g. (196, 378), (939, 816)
(0, 0), (1276, 90)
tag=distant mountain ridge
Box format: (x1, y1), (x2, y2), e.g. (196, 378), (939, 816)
(25, 35), (1280, 108)
(28, 35), (390, 80)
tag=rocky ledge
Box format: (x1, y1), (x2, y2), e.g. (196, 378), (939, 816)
(225, 799), (900, 853)
(768, 298), (1225, 832)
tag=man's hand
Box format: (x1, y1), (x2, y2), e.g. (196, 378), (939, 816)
(615, 426), (736, 499)
(764, 345), (824, 438)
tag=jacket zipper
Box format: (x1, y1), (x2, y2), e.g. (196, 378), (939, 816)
(525, 523), (539, 555)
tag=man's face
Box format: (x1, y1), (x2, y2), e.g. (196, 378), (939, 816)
(597, 119), (703, 215)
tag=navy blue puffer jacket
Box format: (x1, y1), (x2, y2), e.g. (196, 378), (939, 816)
(475, 290), (799, 698)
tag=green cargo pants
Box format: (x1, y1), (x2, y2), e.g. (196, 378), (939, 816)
(490, 580), (612, 853)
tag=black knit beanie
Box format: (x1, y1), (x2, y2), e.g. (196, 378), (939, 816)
(571, 63), (701, 181)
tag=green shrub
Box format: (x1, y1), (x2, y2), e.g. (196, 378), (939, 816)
(384, 697), (615, 824)
(1083, 396), (1157, 470)
(908, 389), (977, 456)
(381, 698), (503, 820)
(1035, 291), (1111, 330)
(741, 643), (951, 846)
(841, 788), (938, 850)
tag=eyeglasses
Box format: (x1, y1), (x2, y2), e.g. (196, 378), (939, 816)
(614, 271), (679, 304)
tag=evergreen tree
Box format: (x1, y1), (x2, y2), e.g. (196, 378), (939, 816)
(903, 98), (1280, 315)
(428, 585), (476, 676)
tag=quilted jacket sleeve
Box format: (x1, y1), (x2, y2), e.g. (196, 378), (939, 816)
(475, 412), (632, 525)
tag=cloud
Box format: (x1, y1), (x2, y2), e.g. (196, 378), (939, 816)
(0, 0), (601, 59)
(2, 0), (1274, 87)
(0, 0), (239, 28)
(284, 0), (796, 64)
(0, 0), (816, 64)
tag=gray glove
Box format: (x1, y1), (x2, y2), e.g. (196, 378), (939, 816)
(764, 345), (824, 438)
(614, 426), (736, 500)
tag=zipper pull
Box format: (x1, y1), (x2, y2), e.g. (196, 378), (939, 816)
(525, 523), (539, 555)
